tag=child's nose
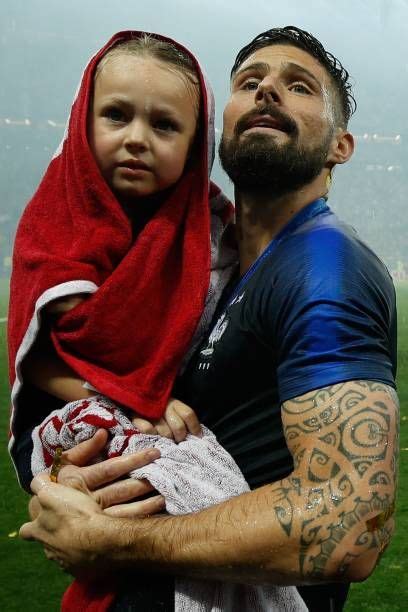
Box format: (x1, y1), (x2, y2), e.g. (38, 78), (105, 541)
(124, 119), (149, 151)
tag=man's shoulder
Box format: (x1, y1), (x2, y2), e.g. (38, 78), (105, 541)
(248, 209), (395, 326)
(286, 210), (377, 261)
(271, 210), (393, 290)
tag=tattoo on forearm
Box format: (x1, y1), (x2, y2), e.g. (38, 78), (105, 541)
(300, 492), (392, 577)
(277, 381), (399, 579)
(271, 481), (295, 537)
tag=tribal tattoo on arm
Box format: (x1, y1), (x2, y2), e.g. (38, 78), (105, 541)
(276, 381), (399, 581)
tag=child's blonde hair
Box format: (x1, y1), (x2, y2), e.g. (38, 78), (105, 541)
(95, 34), (199, 90)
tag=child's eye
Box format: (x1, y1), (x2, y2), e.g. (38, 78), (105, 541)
(154, 119), (178, 132)
(290, 82), (311, 95)
(104, 107), (126, 122)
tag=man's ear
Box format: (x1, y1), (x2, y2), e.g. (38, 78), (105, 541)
(327, 129), (354, 166)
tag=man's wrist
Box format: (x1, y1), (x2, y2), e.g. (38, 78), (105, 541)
(97, 513), (175, 571)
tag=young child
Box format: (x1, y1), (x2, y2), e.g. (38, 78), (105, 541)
(8, 30), (236, 458)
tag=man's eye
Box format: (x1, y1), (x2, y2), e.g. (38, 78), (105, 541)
(241, 79), (260, 91)
(290, 82), (311, 94)
(154, 119), (178, 132)
(105, 107), (125, 122)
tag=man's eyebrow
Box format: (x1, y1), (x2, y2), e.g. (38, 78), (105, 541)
(283, 62), (322, 89)
(232, 62), (270, 82)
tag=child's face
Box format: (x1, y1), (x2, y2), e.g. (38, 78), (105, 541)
(89, 55), (199, 202)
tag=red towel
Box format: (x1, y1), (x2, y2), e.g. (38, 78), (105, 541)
(61, 581), (116, 612)
(8, 30), (228, 420)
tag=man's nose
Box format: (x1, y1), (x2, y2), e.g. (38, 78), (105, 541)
(255, 76), (282, 106)
(124, 119), (148, 151)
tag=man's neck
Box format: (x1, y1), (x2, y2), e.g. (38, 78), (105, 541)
(235, 182), (327, 275)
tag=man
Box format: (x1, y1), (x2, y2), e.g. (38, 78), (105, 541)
(20, 26), (398, 612)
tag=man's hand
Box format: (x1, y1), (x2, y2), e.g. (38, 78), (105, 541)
(21, 474), (112, 578)
(23, 429), (165, 576)
(22, 433), (166, 576)
(47, 430), (165, 518)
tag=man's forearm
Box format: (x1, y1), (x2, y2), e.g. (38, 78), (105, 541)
(103, 475), (387, 586)
(98, 481), (307, 585)
(101, 381), (398, 585)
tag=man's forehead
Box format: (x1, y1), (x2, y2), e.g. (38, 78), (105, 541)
(236, 44), (329, 83)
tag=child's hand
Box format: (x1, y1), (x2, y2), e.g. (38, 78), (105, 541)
(46, 294), (86, 315)
(132, 398), (202, 443)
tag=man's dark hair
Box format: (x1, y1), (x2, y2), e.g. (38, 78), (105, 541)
(230, 26), (356, 127)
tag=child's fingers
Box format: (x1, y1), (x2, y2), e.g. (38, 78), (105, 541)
(132, 417), (158, 435)
(163, 409), (187, 443)
(131, 416), (173, 439)
(154, 418), (174, 440)
(171, 399), (202, 436)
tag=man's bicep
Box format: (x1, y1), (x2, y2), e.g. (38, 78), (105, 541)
(281, 380), (399, 579)
(282, 380), (399, 485)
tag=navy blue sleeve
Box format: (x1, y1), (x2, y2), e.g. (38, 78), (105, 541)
(12, 428), (34, 493)
(263, 227), (397, 402)
(11, 384), (64, 492)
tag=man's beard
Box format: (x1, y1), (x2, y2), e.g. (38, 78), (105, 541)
(219, 105), (333, 196)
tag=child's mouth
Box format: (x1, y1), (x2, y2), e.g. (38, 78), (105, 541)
(117, 160), (151, 179)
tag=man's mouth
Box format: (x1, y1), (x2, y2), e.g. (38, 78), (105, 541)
(235, 106), (297, 138)
(243, 115), (287, 133)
